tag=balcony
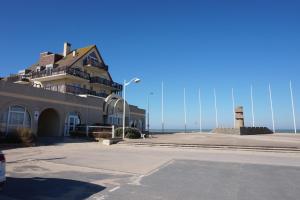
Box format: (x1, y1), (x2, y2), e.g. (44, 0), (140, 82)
(65, 84), (108, 98)
(31, 67), (90, 80)
(90, 77), (122, 91)
(83, 59), (108, 71)
(6, 74), (30, 84)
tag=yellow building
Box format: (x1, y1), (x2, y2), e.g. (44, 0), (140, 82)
(0, 43), (145, 137)
(12, 42), (122, 97)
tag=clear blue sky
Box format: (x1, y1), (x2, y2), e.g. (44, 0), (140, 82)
(0, 0), (299, 130)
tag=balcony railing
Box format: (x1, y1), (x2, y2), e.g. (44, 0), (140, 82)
(31, 66), (90, 80)
(112, 82), (123, 90)
(6, 75), (30, 83)
(90, 77), (123, 91)
(83, 59), (108, 71)
(65, 84), (108, 98)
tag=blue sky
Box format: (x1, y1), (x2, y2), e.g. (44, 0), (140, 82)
(0, 0), (299, 130)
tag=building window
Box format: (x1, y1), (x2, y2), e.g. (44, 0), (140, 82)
(45, 64), (53, 75)
(0, 105), (31, 134)
(65, 112), (80, 136)
(83, 52), (101, 66)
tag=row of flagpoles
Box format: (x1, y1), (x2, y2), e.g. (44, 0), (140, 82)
(160, 81), (297, 134)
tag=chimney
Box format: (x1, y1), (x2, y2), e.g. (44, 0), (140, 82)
(63, 42), (71, 57)
(72, 50), (76, 57)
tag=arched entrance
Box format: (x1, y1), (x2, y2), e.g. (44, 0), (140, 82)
(104, 94), (130, 126)
(38, 108), (60, 136)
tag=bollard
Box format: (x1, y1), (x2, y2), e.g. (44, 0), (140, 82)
(112, 125), (115, 138)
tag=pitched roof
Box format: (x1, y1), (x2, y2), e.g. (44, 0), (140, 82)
(26, 45), (97, 71)
(55, 45), (95, 68)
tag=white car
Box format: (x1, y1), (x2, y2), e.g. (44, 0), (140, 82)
(0, 151), (5, 188)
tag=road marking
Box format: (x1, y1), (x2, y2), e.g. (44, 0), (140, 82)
(89, 194), (107, 200)
(129, 175), (145, 185)
(109, 186), (120, 192)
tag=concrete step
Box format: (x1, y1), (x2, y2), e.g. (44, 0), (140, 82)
(118, 141), (300, 153)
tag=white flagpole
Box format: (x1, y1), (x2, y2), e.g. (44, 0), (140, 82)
(251, 85), (255, 127)
(214, 88), (219, 128)
(290, 80), (297, 134)
(198, 88), (202, 132)
(161, 81), (164, 133)
(184, 88), (187, 133)
(269, 84), (275, 133)
(232, 88), (235, 128)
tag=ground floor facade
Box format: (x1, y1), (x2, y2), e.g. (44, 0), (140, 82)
(0, 81), (145, 137)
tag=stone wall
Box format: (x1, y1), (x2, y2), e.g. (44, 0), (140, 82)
(240, 127), (273, 135)
(212, 127), (273, 135)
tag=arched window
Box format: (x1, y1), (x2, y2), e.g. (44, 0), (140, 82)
(0, 105), (31, 134)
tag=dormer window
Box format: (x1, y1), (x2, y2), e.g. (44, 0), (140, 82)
(87, 52), (99, 63)
(83, 52), (101, 66)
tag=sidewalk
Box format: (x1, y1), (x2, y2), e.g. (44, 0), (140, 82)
(120, 133), (300, 151)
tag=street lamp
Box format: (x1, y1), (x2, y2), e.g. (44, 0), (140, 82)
(147, 92), (154, 136)
(122, 77), (141, 139)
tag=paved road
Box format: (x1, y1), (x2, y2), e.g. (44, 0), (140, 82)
(105, 160), (300, 200)
(1, 141), (300, 199)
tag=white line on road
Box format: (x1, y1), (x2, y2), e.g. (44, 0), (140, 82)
(109, 186), (120, 192)
(129, 175), (145, 185)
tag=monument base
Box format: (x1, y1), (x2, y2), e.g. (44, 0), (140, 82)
(212, 127), (273, 135)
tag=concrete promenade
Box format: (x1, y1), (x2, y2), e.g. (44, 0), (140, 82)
(122, 133), (300, 151)
(0, 134), (300, 199)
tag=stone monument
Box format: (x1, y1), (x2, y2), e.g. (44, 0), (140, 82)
(212, 106), (273, 135)
(235, 106), (244, 128)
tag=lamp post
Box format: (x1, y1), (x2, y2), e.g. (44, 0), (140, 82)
(147, 92), (154, 136)
(122, 77), (141, 139)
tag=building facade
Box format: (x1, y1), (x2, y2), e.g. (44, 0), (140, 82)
(0, 43), (145, 137)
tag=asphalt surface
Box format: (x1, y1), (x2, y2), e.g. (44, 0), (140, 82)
(1, 176), (105, 200)
(105, 160), (300, 200)
(0, 139), (300, 200)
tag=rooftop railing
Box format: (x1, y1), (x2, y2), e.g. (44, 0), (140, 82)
(7, 66), (122, 92)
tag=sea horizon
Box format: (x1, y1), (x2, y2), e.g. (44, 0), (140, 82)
(150, 128), (299, 134)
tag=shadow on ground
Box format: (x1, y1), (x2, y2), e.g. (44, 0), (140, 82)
(0, 177), (105, 200)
